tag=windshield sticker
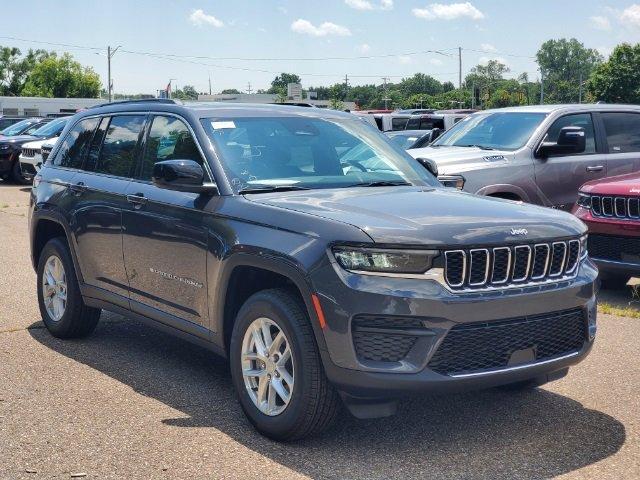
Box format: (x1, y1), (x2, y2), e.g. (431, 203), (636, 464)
(211, 121), (236, 130)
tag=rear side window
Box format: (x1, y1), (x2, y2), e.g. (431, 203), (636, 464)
(601, 112), (640, 153)
(140, 115), (204, 180)
(391, 117), (408, 131)
(545, 113), (596, 154)
(52, 117), (99, 169)
(94, 115), (145, 177)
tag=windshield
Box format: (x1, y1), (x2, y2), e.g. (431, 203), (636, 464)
(202, 116), (439, 193)
(387, 132), (423, 149)
(432, 112), (547, 151)
(31, 117), (69, 138)
(0, 119), (39, 136)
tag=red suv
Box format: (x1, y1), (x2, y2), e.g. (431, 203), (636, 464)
(573, 172), (640, 288)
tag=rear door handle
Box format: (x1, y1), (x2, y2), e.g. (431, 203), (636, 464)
(69, 182), (87, 195)
(126, 194), (148, 209)
(586, 165), (604, 172)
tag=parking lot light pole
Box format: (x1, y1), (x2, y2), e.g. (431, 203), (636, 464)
(107, 45), (122, 103)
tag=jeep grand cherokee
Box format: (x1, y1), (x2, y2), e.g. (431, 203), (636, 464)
(29, 99), (598, 440)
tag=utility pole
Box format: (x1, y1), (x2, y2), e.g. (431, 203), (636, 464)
(246, 82), (252, 95)
(344, 74), (349, 101)
(578, 71), (583, 103)
(471, 81), (475, 109)
(107, 45), (121, 102)
(208, 73), (212, 95)
(382, 77), (390, 110)
(168, 78), (177, 99)
(540, 70), (544, 104)
(458, 47), (462, 89)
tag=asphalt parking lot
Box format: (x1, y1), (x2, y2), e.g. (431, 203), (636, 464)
(1, 182), (639, 479)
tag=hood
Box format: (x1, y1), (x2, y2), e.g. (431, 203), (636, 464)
(246, 186), (585, 246)
(0, 135), (39, 145)
(580, 172), (640, 196)
(407, 145), (516, 175)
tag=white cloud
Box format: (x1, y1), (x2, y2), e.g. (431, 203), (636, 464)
(412, 2), (484, 21)
(291, 19), (352, 37)
(428, 58), (443, 65)
(479, 56), (508, 67)
(620, 4), (640, 28)
(345, 0), (393, 10)
(398, 55), (412, 64)
(357, 43), (371, 53)
(590, 15), (611, 30)
(189, 9), (224, 28)
(480, 43), (497, 52)
(596, 45), (613, 58)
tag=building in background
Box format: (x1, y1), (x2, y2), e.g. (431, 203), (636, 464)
(196, 92), (356, 110)
(0, 96), (102, 117)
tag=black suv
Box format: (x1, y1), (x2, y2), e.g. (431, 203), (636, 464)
(29, 100), (598, 440)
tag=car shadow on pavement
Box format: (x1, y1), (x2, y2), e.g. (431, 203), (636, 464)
(29, 315), (626, 480)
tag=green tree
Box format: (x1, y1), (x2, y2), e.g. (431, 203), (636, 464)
(220, 88), (241, 94)
(588, 43), (640, 104)
(0, 46), (51, 96)
(21, 53), (101, 97)
(397, 73), (443, 97)
(172, 84), (199, 100)
(536, 38), (602, 103)
(268, 72), (302, 95)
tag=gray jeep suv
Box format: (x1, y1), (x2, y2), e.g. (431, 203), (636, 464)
(29, 100), (597, 440)
(409, 104), (640, 210)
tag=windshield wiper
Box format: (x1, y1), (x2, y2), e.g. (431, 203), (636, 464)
(456, 144), (495, 150)
(347, 180), (412, 188)
(239, 185), (311, 194)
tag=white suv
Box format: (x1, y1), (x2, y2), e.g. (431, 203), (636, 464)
(19, 138), (55, 180)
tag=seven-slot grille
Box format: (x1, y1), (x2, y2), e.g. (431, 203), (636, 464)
(590, 194), (640, 219)
(21, 147), (40, 158)
(444, 239), (581, 290)
(41, 145), (52, 162)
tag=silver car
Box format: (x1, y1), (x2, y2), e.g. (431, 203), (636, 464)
(409, 104), (640, 210)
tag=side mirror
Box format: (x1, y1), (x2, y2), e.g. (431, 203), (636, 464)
(429, 128), (443, 143)
(416, 157), (438, 177)
(538, 126), (586, 158)
(152, 159), (217, 194)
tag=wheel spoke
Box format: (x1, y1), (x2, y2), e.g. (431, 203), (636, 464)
(271, 377), (290, 405)
(267, 380), (277, 413)
(243, 367), (266, 378)
(277, 347), (291, 367)
(269, 332), (285, 356)
(251, 327), (268, 357)
(260, 320), (273, 351)
(277, 367), (294, 388)
(242, 351), (262, 362)
(256, 374), (269, 406)
(44, 267), (56, 287)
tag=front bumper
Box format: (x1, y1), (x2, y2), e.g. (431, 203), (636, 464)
(312, 257), (598, 398)
(19, 153), (41, 179)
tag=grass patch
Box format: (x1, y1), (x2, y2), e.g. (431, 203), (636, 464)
(0, 204), (8, 209)
(599, 302), (640, 319)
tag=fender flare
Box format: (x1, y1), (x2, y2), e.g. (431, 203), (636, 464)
(213, 252), (328, 354)
(475, 184), (531, 202)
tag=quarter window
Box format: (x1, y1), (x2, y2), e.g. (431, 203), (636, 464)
(140, 115), (204, 180)
(601, 112), (640, 153)
(545, 113), (596, 154)
(94, 115), (145, 177)
(52, 117), (99, 169)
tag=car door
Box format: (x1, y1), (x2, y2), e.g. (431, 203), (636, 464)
(533, 112), (607, 210)
(68, 114), (146, 307)
(598, 111), (640, 177)
(122, 114), (214, 333)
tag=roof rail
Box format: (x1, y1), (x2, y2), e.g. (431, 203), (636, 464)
(88, 98), (179, 109)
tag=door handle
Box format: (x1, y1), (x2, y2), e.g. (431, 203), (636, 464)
(586, 165), (604, 172)
(69, 182), (87, 195)
(126, 194), (148, 209)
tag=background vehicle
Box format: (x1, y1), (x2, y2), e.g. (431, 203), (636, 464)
(19, 137), (61, 180)
(0, 117), (50, 138)
(0, 116), (25, 130)
(405, 112), (470, 131)
(408, 104), (640, 209)
(385, 130), (434, 149)
(395, 108), (436, 115)
(30, 100), (597, 441)
(0, 117), (67, 183)
(573, 172), (640, 288)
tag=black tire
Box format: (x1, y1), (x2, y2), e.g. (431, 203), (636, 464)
(599, 273), (630, 290)
(37, 237), (101, 338)
(229, 288), (339, 441)
(11, 159), (30, 185)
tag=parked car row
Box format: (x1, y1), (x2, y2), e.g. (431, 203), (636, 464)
(29, 99), (599, 441)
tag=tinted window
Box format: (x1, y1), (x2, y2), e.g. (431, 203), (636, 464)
(141, 115), (203, 180)
(391, 117), (409, 131)
(545, 113), (596, 154)
(32, 117), (69, 138)
(0, 119), (39, 136)
(601, 112), (640, 153)
(84, 117), (109, 172)
(94, 115), (145, 177)
(52, 117), (99, 169)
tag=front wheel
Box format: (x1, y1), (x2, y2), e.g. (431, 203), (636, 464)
(229, 289), (339, 441)
(11, 159), (30, 184)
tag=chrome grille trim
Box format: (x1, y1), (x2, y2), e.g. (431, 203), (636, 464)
(602, 196), (614, 216)
(443, 238), (581, 291)
(589, 194), (640, 221)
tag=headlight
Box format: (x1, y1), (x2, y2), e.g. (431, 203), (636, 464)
(332, 247), (438, 274)
(580, 234), (588, 259)
(577, 193), (591, 208)
(438, 174), (465, 190)
(0, 144), (10, 151)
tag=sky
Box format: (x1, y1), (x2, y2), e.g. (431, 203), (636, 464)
(3, 0), (640, 95)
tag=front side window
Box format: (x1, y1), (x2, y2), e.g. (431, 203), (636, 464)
(601, 112), (640, 153)
(433, 112), (547, 151)
(544, 113), (596, 154)
(201, 116), (438, 193)
(140, 115), (204, 180)
(52, 117), (99, 169)
(94, 115), (145, 177)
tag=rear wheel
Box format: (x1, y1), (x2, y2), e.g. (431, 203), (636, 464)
(600, 273), (630, 290)
(229, 288), (339, 441)
(11, 159), (30, 184)
(37, 237), (101, 338)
